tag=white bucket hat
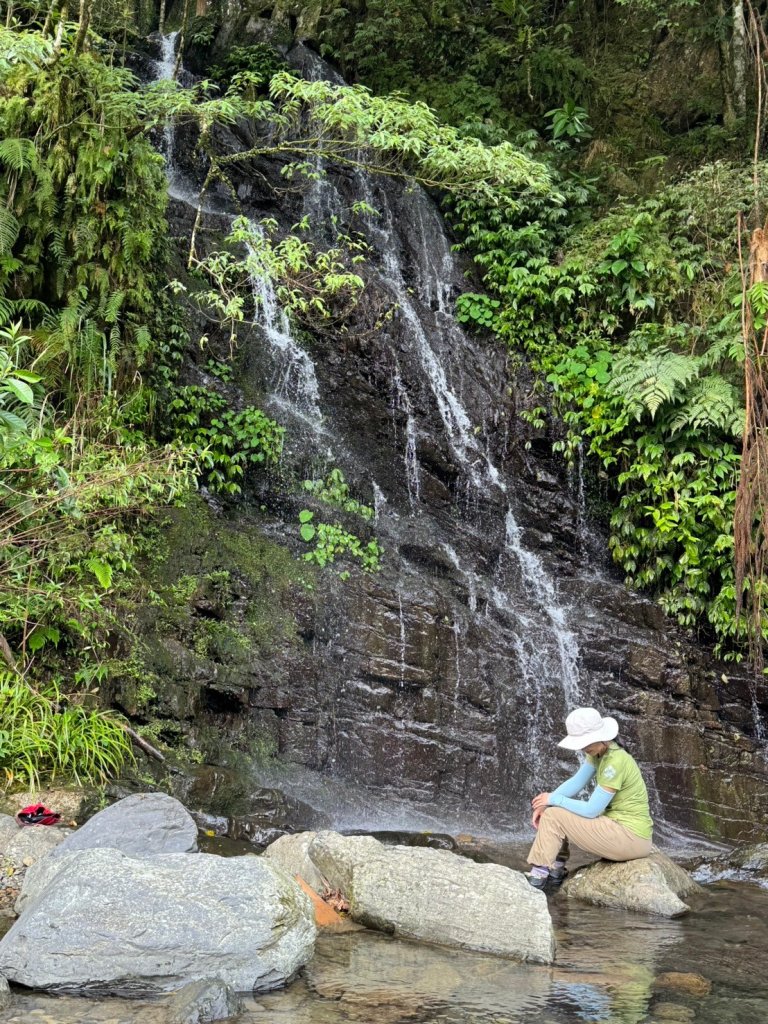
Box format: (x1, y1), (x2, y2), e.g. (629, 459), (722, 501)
(558, 707), (619, 750)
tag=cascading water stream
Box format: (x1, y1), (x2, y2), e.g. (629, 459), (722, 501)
(357, 177), (585, 723)
(244, 230), (324, 429)
(392, 362), (421, 509)
(152, 32), (209, 208)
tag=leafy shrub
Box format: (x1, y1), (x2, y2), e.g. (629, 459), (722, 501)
(302, 468), (374, 519)
(298, 511), (382, 572)
(452, 159), (762, 654)
(165, 385), (283, 495)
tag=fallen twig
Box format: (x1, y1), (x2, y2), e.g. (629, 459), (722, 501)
(123, 725), (165, 763)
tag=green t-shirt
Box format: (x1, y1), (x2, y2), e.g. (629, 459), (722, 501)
(587, 743), (653, 839)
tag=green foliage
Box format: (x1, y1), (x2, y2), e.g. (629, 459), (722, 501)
(0, 47), (169, 403)
(319, 0), (591, 136)
(298, 511), (382, 572)
(546, 101), (592, 143)
(302, 468), (374, 519)
(208, 44), (286, 96)
(165, 385), (284, 495)
(0, 321), (44, 439)
(455, 292), (500, 331)
(453, 157), (759, 653)
(0, 416), (195, 660)
(0, 671), (133, 788)
(266, 73), (552, 207)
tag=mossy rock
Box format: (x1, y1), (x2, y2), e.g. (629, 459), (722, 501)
(106, 496), (317, 765)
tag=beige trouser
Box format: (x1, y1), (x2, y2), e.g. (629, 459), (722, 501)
(527, 807), (653, 868)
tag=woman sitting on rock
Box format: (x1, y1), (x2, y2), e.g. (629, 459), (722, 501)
(527, 707), (653, 890)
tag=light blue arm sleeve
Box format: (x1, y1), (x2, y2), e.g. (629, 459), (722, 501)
(550, 761), (596, 799)
(548, 786), (615, 818)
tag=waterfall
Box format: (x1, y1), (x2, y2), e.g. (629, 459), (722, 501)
(367, 193), (502, 491)
(442, 544), (478, 613)
(151, 33), (224, 209)
(245, 231), (323, 428)
(503, 511), (581, 708)
(152, 39), (602, 825)
(360, 180), (584, 713)
(392, 363), (421, 509)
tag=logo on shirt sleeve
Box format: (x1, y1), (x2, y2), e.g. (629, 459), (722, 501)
(602, 765), (617, 780)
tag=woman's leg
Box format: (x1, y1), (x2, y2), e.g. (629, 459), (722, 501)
(527, 807), (652, 868)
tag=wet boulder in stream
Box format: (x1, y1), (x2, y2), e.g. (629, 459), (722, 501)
(561, 850), (701, 917)
(264, 830), (556, 963)
(0, 847), (316, 995)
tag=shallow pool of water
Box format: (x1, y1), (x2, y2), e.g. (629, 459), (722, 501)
(1, 878), (766, 1024)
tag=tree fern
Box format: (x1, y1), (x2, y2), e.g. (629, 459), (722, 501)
(608, 347), (700, 420)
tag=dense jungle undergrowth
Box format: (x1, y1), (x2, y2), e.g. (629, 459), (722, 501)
(1, 0), (768, 783)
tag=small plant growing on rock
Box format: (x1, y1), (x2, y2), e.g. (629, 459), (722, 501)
(297, 511), (382, 573)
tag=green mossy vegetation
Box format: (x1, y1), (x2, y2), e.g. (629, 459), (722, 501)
(102, 496), (316, 760)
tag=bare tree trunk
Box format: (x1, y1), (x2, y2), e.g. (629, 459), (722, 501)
(174, 0), (191, 77)
(0, 635), (18, 673)
(196, 0), (206, 14)
(158, 0), (166, 34)
(5, 2), (14, 28)
(718, 0), (739, 126)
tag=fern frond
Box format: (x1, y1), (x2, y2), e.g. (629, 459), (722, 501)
(104, 290), (125, 324)
(668, 376), (744, 437)
(0, 208), (20, 257)
(609, 347), (700, 420)
(0, 138), (37, 175)
(698, 326), (744, 369)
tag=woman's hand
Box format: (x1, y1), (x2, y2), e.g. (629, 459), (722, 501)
(531, 808), (543, 829)
(531, 792), (551, 812)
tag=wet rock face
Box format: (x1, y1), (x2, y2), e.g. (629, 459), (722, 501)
(207, 0), (328, 55)
(132, 45), (768, 844)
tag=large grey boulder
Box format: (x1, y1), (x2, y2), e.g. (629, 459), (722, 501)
(264, 830), (555, 963)
(562, 851), (701, 917)
(53, 793), (198, 857)
(1, 848), (315, 995)
(0, 816), (19, 848)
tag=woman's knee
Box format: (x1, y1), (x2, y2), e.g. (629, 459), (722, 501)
(541, 806), (570, 824)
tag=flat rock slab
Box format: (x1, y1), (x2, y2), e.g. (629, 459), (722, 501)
(52, 793), (198, 858)
(1, 848), (316, 995)
(265, 830), (555, 963)
(562, 851), (701, 917)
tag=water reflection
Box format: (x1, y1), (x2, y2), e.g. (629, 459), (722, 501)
(1, 882), (767, 1024)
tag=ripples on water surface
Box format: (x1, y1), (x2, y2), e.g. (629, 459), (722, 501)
(2, 879), (767, 1024)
